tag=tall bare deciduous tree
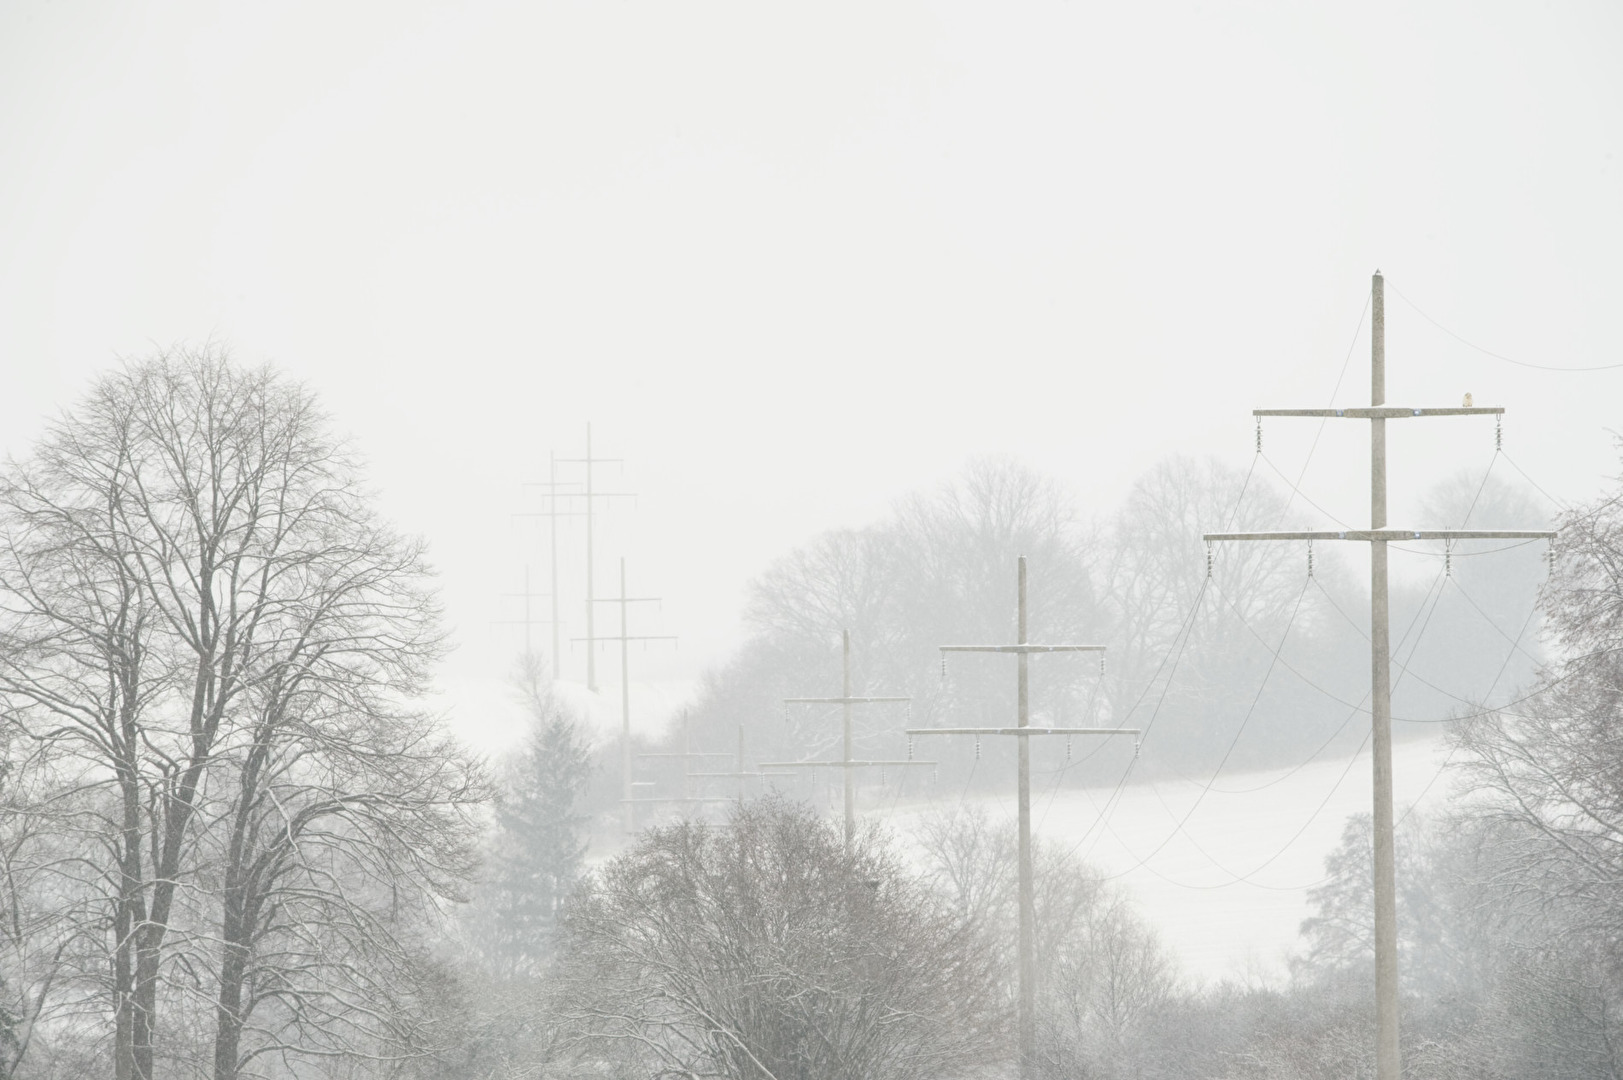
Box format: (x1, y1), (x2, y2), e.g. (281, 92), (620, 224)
(0, 349), (483, 1079)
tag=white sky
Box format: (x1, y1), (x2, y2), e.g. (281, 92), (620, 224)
(3, 0), (1622, 759)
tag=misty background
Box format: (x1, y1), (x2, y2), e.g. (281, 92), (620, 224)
(3, 5), (1623, 1071)
(3, 2), (1620, 752)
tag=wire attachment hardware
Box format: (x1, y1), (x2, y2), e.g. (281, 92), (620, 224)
(1205, 543), (1214, 580)
(1255, 417), (1263, 454)
(1100, 654), (1107, 676)
(1307, 539), (1314, 580)
(1134, 739), (1142, 759)
(1066, 735), (1073, 762)
(907, 735), (914, 761)
(940, 656), (948, 683)
(1444, 540), (1453, 578)
(1496, 414), (1503, 452)
(974, 735), (982, 760)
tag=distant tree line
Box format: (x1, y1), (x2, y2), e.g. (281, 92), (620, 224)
(667, 453), (1547, 806)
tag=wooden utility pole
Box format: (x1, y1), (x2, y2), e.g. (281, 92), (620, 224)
(689, 725), (795, 805)
(907, 556), (1134, 1080)
(557, 424), (635, 692)
(577, 557), (675, 832)
(761, 629), (934, 847)
(1203, 271), (1554, 1080)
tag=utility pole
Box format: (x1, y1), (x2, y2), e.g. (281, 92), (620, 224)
(1202, 271), (1555, 1080)
(761, 629), (934, 848)
(557, 424), (635, 692)
(689, 725), (795, 805)
(495, 564), (553, 657)
(577, 557), (675, 832)
(516, 451), (584, 678)
(627, 712), (734, 819)
(907, 556), (1135, 1080)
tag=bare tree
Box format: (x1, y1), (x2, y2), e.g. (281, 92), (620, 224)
(0, 349), (483, 1079)
(911, 805), (1177, 1080)
(1037, 892), (1177, 1080)
(1452, 453), (1623, 934)
(1100, 455), (1342, 770)
(914, 805), (1017, 929)
(0, 735), (107, 1077)
(557, 796), (1007, 1080)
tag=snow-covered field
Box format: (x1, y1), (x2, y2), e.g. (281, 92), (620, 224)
(872, 735), (1455, 985)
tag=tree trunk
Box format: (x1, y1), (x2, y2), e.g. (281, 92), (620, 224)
(114, 734), (144, 1080)
(211, 891), (251, 1080)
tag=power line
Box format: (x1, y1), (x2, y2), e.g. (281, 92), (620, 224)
(1078, 580), (1312, 883)
(1273, 288), (1373, 527)
(1392, 284), (1623, 372)
(1090, 565), (1461, 890)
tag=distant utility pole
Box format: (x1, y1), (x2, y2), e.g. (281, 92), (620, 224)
(907, 557), (1135, 1080)
(577, 557), (675, 832)
(557, 424), (635, 692)
(1202, 271), (1555, 1080)
(627, 712), (734, 820)
(494, 564), (554, 657)
(689, 725), (795, 805)
(515, 451), (584, 677)
(761, 629), (934, 848)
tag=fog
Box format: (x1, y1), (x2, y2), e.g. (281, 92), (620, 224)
(3, 3), (1622, 1077)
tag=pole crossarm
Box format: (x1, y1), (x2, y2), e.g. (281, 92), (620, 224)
(907, 727), (1138, 738)
(1204, 529), (1556, 542)
(554, 455), (625, 467)
(941, 644), (1105, 654)
(783, 696), (911, 704)
(759, 759), (937, 769)
(1255, 406), (1505, 419)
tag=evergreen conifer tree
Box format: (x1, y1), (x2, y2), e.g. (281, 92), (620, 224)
(475, 657), (594, 976)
